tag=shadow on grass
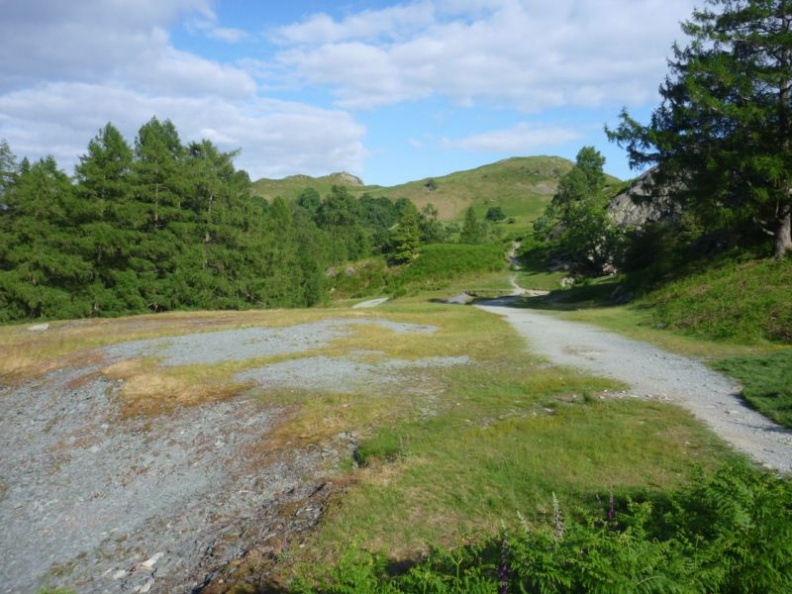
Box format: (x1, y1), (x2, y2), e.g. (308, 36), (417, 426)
(470, 277), (623, 312)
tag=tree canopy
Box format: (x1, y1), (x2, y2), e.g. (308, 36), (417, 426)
(534, 147), (623, 273)
(607, 0), (792, 258)
(0, 120), (455, 322)
(0, 119), (331, 320)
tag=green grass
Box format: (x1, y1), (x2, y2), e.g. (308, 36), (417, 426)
(289, 260), (791, 592)
(12, 265), (770, 592)
(390, 243), (505, 294)
(712, 350), (792, 429)
(295, 307), (737, 570)
(293, 462), (792, 593)
(638, 256), (792, 344)
(512, 244), (570, 291)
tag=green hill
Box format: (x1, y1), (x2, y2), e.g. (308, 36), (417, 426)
(251, 171), (366, 203)
(371, 156), (577, 222)
(253, 156), (590, 225)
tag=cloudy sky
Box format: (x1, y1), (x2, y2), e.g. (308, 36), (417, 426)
(0, 0), (699, 185)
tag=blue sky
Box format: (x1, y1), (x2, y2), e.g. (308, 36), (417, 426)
(0, 0), (699, 186)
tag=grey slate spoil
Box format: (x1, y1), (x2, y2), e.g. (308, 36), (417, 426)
(0, 317), (461, 594)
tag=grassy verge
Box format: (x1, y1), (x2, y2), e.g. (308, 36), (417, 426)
(636, 256), (792, 344)
(712, 350), (792, 429)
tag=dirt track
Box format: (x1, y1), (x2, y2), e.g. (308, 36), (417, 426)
(477, 300), (792, 474)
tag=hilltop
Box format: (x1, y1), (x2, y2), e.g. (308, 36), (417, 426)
(252, 156), (589, 223)
(251, 171), (365, 202)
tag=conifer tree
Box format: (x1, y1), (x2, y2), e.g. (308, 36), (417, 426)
(608, 0), (792, 257)
(0, 140), (16, 200)
(390, 200), (421, 263)
(460, 206), (482, 244)
(0, 157), (89, 319)
(73, 123), (141, 314)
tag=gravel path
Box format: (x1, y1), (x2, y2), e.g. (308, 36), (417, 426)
(476, 300), (792, 474)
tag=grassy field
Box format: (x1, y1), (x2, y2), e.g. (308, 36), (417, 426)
(269, 294), (742, 584)
(8, 253), (788, 593)
(286, 260), (792, 591)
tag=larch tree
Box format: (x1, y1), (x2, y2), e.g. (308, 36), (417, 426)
(74, 123), (139, 314)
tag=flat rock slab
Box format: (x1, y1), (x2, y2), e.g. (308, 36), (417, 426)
(352, 297), (390, 309)
(0, 316), (455, 593)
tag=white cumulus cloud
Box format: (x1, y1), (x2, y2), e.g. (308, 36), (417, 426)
(0, 83), (366, 180)
(0, 0), (367, 180)
(271, 0), (697, 111)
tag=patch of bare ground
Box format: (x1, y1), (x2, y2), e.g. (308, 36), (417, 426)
(0, 313), (465, 593)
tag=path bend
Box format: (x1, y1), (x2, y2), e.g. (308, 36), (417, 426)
(477, 301), (792, 474)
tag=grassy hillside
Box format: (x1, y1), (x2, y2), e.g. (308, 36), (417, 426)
(372, 156), (575, 223)
(252, 156), (593, 227)
(253, 156), (626, 229)
(251, 171), (366, 202)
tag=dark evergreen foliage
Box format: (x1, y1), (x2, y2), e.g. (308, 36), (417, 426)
(0, 119), (482, 322)
(607, 0), (792, 258)
(0, 120), (334, 321)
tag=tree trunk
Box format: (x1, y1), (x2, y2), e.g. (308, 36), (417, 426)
(773, 210), (792, 258)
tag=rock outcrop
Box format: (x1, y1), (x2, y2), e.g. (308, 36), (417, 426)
(608, 168), (681, 229)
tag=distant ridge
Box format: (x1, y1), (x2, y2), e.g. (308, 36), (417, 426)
(281, 171), (364, 186)
(252, 156), (622, 222)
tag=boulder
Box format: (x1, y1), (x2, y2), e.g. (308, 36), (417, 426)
(608, 168), (681, 229)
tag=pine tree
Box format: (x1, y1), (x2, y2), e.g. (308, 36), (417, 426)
(460, 206), (483, 244)
(0, 139), (17, 200)
(131, 118), (190, 311)
(0, 157), (90, 319)
(74, 123), (142, 314)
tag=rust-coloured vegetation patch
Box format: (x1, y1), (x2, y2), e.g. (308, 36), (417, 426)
(102, 357), (252, 418)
